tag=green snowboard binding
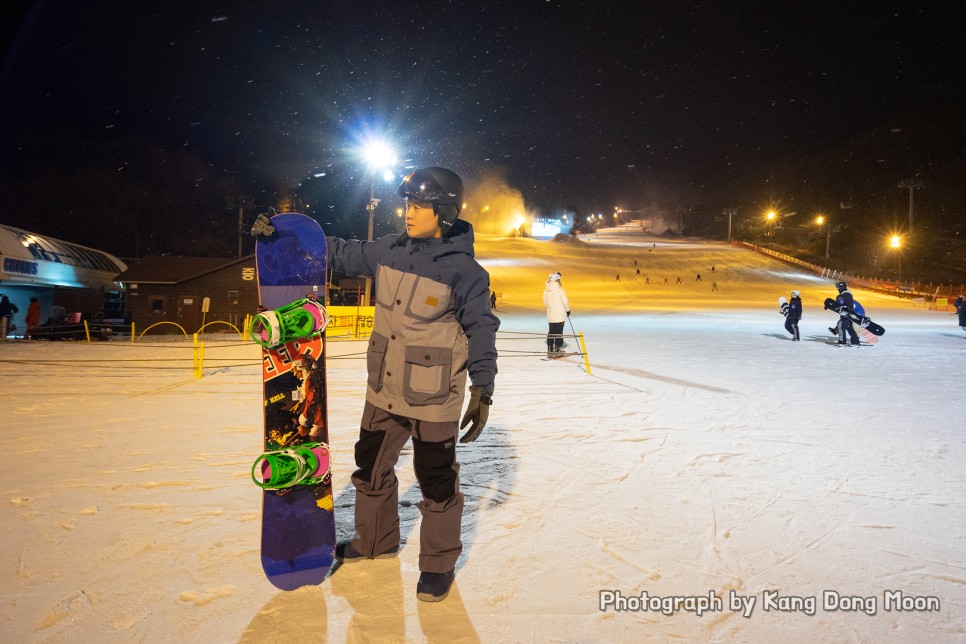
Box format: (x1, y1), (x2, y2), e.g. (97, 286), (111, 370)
(252, 442), (331, 490)
(250, 294), (328, 349)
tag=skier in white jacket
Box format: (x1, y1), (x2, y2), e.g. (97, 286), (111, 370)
(543, 272), (571, 356)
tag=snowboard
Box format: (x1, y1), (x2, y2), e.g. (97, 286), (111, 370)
(252, 213), (335, 590)
(825, 297), (885, 341)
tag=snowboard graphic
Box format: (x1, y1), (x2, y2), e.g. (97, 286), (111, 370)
(252, 213), (335, 590)
(824, 297), (885, 342)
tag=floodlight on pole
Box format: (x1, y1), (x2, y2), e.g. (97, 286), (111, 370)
(889, 234), (902, 282)
(362, 140), (396, 172)
(360, 137), (397, 306)
(815, 215), (831, 260)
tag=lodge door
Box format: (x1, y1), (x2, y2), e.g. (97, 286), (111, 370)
(177, 295), (199, 332)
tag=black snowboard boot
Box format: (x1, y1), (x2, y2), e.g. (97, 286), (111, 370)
(335, 540), (398, 564)
(416, 569), (455, 602)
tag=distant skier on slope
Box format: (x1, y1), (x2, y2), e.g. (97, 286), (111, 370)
(543, 272), (571, 357)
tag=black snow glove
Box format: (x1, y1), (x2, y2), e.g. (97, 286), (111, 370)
(459, 386), (492, 444)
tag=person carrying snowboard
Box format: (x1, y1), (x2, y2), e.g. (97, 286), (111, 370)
(326, 167), (499, 602)
(543, 272), (571, 357)
(781, 290), (802, 341)
(829, 281), (860, 346)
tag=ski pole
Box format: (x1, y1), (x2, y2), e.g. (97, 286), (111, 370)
(566, 314), (580, 346)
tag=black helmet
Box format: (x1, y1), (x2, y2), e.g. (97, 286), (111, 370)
(836, 281), (848, 293)
(397, 167), (464, 231)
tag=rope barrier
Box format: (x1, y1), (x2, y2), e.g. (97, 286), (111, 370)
(2, 325), (592, 376)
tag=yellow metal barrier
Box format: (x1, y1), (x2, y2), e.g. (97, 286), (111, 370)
(196, 320), (244, 339)
(192, 333), (205, 379)
(137, 321), (189, 341)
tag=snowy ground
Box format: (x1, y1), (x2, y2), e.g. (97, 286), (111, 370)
(2, 228), (965, 643)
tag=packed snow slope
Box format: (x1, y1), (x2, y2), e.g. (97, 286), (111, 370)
(2, 227), (964, 643)
(480, 227), (898, 314)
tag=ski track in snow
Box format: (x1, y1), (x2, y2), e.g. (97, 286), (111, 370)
(1, 228), (965, 642)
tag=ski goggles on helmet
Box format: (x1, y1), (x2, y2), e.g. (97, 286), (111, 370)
(397, 171), (451, 203)
(399, 172), (448, 201)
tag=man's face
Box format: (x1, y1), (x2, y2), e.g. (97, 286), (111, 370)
(405, 199), (441, 238)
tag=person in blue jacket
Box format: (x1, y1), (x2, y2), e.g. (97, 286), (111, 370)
(781, 290), (802, 341)
(831, 281), (860, 346)
(955, 295), (966, 334)
(327, 167), (500, 602)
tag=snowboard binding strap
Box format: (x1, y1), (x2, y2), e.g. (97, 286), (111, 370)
(252, 442), (331, 490)
(250, 295), (328, 348)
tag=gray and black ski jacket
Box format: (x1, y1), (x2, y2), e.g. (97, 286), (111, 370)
(327, 220), (499, 423)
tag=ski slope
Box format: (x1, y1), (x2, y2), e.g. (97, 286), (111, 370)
(1, 227), (964, 643)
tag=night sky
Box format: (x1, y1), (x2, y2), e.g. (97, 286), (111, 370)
(1, 2), (965, 259)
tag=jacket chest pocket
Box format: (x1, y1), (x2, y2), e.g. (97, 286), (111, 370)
(403, 346), (451, 405)
(406, 277), (452, 321)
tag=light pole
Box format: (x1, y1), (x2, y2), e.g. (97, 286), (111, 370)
(763, 208), (796, 238)
(898, 179), (922, 231)
(816, 215), (831, 260)
(890, 235), (902, 282)
(764, 210), (777, 237)
(723, 208), (737, 243)
(361, 140), (396, 305)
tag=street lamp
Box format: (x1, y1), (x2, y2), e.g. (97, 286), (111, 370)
(889, 234), (902, 282)
(361, 139), (396, 305)
(362, 140), (397, 241)
(816, 215), (831, 260)
(763, 208), (795, 236)
(766, 210), (780, 233)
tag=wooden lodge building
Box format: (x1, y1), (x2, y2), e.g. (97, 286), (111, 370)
(116, 255), (258, 334)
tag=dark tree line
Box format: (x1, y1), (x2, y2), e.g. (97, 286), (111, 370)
(0, 129), (248, 259)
